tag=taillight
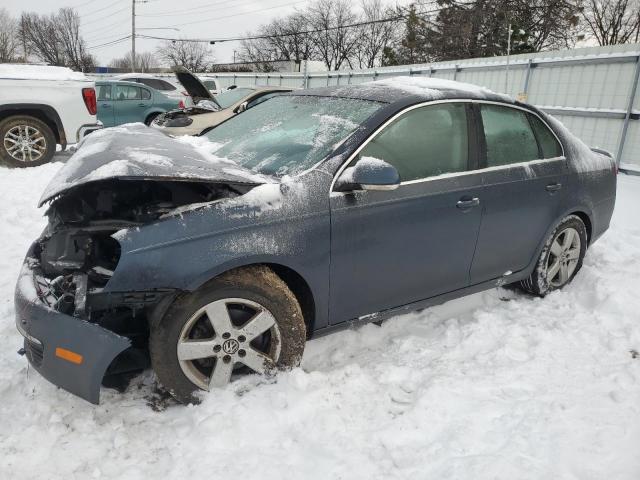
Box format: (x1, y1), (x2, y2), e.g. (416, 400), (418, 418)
(82, 88), (97, 115)
(178, 100), (185, 109)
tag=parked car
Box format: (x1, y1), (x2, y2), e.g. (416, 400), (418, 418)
(114, 73), (193, 107)
(95, 80), (183, 127)
(0, 64), (101, 167)
(15, 78), (616, 404)
(152, 70), (292, 136)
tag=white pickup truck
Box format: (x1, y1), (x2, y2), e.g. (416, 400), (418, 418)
(0, 64), (102, 167)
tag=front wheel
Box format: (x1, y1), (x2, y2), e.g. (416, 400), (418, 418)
(520, 215), (588, 296)
(150, 266), (306, 403)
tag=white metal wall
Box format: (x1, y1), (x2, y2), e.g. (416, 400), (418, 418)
(209, 43), (640, 172)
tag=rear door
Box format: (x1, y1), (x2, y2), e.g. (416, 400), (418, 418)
(329, 102), (484, 323)
(96, 84), (115, 127)
(469, 103), (568, 284)
(113, 85), (150, 124)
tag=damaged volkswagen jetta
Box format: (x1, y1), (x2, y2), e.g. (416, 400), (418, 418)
(15, 78), (617, 404)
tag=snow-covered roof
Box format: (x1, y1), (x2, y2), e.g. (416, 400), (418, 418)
(0, 64), (89, 81)
(367, 76), (508, 101)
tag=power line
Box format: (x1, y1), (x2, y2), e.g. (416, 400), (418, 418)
(82, 6), (130, 26)
(78, 1), (126, 19)
(137, 7), (442, 45)
(143, 0), (308, 29)
(87, 35), (132, 50)
(136, 0), (255, 17)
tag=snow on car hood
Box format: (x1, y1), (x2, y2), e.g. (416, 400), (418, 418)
(39, 123), (272, 206)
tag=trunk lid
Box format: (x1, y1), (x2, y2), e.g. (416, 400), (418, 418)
(174, 67), (214, 103)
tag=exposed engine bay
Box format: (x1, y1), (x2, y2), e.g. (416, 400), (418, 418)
(31, 179), (253, 386)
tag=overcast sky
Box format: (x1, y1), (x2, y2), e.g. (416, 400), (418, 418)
(4, 0), (406, 66)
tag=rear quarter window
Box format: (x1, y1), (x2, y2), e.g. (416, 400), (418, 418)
(528, 114), (563, 158)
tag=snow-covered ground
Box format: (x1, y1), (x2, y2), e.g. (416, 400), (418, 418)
(1, 159), (639, 479)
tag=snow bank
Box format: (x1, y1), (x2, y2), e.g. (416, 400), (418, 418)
(0, 64), (88, 81)
(1, 162), (639, 479)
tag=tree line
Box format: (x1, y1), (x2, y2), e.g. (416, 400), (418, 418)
(0, 1), (639, 72)
(239, 0), (640, 71)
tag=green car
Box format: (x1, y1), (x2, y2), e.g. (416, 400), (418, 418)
(95, 80), (183, 127)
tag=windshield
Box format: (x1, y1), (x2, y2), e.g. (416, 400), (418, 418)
(203, 95), (382, 177)
(214, 88), (254, 109)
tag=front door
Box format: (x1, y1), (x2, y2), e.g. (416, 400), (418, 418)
(329, 102), (484, 324)
(469, 103), (569, 284)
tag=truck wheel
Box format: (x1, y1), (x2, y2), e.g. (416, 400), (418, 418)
(150, 266), (306, 403)
(0, 115), (56, 167)
(520, 215), (588, 296)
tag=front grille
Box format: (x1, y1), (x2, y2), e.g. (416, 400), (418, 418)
(25, 339), (44, 367)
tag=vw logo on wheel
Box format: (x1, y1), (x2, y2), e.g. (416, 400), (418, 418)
(222, 338), (240, 355)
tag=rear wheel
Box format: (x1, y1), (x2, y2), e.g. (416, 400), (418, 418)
(0, 115), (56, 167)
(520, 215), (587, 296)
(144, 112), (161, 126)
(150, 266), (306, 403)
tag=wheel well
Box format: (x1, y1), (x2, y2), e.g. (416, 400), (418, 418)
(145, 111), (161, 124)
(570, 211), (592, 244)
(0, 108), (63, 144)
(212, 263), (316, 335)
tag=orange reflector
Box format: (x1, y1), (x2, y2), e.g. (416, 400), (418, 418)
(55, 347), (83, 365)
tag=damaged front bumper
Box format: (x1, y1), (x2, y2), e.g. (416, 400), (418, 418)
(14, 246), (131, 404)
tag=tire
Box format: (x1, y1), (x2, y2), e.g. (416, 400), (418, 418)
(144, 112), (161, 126)
(150, 266), (306, 403)
(520, 215), (588, 296)
(0, 115), (56, 167)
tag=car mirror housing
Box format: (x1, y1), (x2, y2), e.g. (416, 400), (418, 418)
(334, 158), (400, 192)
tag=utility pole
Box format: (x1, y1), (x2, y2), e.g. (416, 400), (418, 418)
(505, 22), (511, 94)
(131, 0), (136, 72)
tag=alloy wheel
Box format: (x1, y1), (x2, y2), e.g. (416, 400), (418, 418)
(546, 227), (581, 287)
(176, 298), (282, 390)
(3, 125), (47, 163)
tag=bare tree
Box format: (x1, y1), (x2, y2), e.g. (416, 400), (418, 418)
(351, 0), (400, 68)
(581, 0), (640, 45)
(57, 8), (93, 71)
(0, 8), (19, 62)
(156, 40), (212, 72)
(20, 12), (66, 66)
(308, 0), (359, 70)
(110, 51), (158, 72)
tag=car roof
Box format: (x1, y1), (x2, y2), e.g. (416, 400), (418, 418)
(96, 80), (152, 88)
(289, 77), (516, 107)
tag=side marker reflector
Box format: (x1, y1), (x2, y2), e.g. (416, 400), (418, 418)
(55, 347), (84, 365)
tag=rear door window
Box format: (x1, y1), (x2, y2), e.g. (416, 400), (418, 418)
(357, 103), (469, 182)
(480, 105), (539, 167)
(140, 88), (152, 100)
(114, 85), (141, 100)
(97, 84), (111, 101)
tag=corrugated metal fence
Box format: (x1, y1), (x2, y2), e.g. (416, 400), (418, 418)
(205, 43), (640, 172)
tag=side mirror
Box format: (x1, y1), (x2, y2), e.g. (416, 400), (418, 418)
(334, 158), (400, 192)
(236, 101), (248, 113)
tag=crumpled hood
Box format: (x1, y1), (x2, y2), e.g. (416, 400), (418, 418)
(39, 123), (270, 206)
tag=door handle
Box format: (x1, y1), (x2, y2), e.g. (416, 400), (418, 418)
(456, 197), (480, 210)
(545, 182), (562, 192)
(101, 103), (110, 108)
(138, 103), (146, 107)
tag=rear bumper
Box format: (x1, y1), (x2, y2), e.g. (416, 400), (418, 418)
(76, 122), (103, 142)
(14, 248), (130, 404)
